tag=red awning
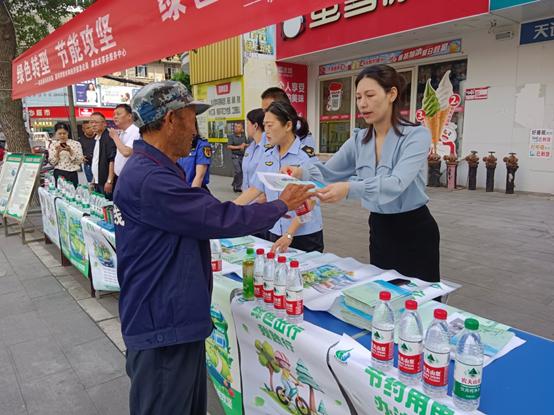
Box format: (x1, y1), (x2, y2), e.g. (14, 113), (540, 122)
(12, 0), (337, 99)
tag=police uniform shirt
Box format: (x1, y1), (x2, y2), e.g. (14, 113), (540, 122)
(242, 132), (271, 190)
(302, 125), (432, 214)
(177, 136), (212, 187)
(250, 137), (323, 237)
(299, 132), (316, 148)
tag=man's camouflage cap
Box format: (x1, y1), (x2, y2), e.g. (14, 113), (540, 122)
(131, 81), (210, 128)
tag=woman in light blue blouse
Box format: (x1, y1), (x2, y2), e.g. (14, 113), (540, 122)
(286, 65), (440, 282)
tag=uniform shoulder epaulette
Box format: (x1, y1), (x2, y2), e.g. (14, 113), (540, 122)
(302, 145), (316, 157)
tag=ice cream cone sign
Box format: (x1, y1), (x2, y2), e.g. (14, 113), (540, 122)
(419, 71), (461, 155)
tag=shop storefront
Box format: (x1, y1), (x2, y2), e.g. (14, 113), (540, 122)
(276, 0), (554, 193)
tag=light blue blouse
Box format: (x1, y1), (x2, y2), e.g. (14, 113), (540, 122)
(303, 125), (431, 214)
(242, 133), (269, 191)
(252, 137), (324, 236)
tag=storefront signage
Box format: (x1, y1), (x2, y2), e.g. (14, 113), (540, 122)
(277, 63), (308, 117)
(277, 0), (488, 59)
(27, 106), (114, 120)
(529, 129), (552, 159)
(465, 87), (489, 101)
(490, 0), (537, 11)
(520, 17), (554, 45)
(12, 0), (340, 98)
(319, 39), (462, 76)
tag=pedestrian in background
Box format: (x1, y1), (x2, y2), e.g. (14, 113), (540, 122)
(109, 104), (140, 184)
(78, 120), (96, 183)
(177, 120), (212, 190)
(226, 122), (248, 192)
(90, 112), (117, 199)
(48, 122), (84, 188)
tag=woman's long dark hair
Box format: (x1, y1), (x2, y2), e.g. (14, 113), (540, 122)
(355, 64), (419, 144)
(246, 108), (265, 131)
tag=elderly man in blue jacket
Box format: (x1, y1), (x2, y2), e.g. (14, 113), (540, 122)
(113, 81), (313, 415)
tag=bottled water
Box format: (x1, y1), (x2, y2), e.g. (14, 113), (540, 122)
(210, 239), (223, 277)
(454, 318), (484, 412)
(263, 252), (276, 310)
(89, 193), (98, 217)
(423, 308), (450, 399)
(285, 260), (303, 324)
(253, 248), (265, 305)
(398, 300), (424, 385)
(273, 256), (288, 317)
(75, 186), (82, 207)
(81, 186), (90, 213)
(371, 291), (395, 371)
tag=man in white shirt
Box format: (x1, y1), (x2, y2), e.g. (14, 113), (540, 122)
(109, 104), (141, 182)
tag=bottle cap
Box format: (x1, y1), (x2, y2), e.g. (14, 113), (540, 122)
(278, 256), (286, 263)
(246, 248), (254, 255)
(256, 248), (264, 255)
(266, 252), (275, 259)
(434, 309), (447, 320)
(379, 291), (391, 301)
(289, 260), (299, 268)
(405, 300), (418, 310)
(465, 318), (479, 331)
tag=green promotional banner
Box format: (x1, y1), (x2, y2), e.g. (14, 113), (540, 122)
(232, 299), (349, 415)
(0, 153), (23, 215)
(38, 187), (60, 248)
(5, 153), (42, 220)
(81, 217), (119, 291)
(55, 198), (89, 277)
(208, 277), (243, 415)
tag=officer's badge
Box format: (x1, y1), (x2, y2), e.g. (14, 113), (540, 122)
(244, 153), (249, 158)
(302, 146), (316, 157)
(265, 161), (274, 166)
(203, 146), (212, 158)
(264, 143), (274, 150)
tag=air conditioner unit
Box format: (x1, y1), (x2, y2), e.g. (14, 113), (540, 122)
(495, 30), (514, 41)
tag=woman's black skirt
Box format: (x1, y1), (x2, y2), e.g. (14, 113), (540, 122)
(369, 205), (440, 283)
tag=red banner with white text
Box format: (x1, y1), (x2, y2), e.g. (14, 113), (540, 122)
(12, 0), (338, 99)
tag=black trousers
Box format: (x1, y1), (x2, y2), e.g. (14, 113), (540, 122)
(126, 341), (207, 415)
(53, 169), (78, 188)
(269, 230), (324, 253)
(369, 205), (440, 283)
(231, 155), (243, 190)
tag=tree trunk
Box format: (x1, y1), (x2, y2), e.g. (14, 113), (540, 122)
(309, 386), (316, 413)
(0, 4), (31, 153)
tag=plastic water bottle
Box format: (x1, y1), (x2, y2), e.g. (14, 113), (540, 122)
(285, 260), (303, 324)
(263, 252), (276, 310)
(454, 318), (484, 412)
(423, 308), (450, 399)
(371, 291), (395, 371)
(242, 248), (255, 301)
(81, 187), (90, 213)
(254, 248), (265, 305)
(398, 300), (424, 385)
(285, 168), (312, 223)
(273, 256), (288, 317)
(75, 186), (82, 207)
(210, 239), (223, 277)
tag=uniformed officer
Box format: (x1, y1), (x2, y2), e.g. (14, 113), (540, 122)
(113, 81), (314, 415)
(242, 108), (266, 191)
(177, 121), (212, 190)
(226, 122), (248, 192)
(235, 101), (325, 253)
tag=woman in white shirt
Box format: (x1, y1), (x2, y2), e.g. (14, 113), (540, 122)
(48, 123), (84, 188)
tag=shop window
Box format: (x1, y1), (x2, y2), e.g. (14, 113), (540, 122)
(319, 77), (352, 153)
(416, 59), (467, 157)
(135, 65), (148, 78)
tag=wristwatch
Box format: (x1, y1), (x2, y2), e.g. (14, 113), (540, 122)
(286, 233), (293, 241)
(107, 179), (113, 184)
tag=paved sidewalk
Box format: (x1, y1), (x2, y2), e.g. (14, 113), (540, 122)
(0, 229), (129, 415)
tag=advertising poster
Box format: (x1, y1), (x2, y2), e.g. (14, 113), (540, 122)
(244, 26), (276, 60)
(277, 63), (308, 118)
(232, 299), (350, 415)
(528, 129), (552, 159)
(329, 335), (466, 415)
(74, 80), (99, 105)
(81, 217), (119, 291)
(38, 187), (60, 248)
(5, 154), (43, 221)
(55, 198), (89, 277)
(0, 153), (23, 215)
(100, 85), (139, 106)
(208, 278), (243, 415)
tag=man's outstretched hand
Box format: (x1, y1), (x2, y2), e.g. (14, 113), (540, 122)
(278, 184), (315, 211)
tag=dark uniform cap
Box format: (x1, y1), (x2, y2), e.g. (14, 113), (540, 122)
(131, 81), (211, 128)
